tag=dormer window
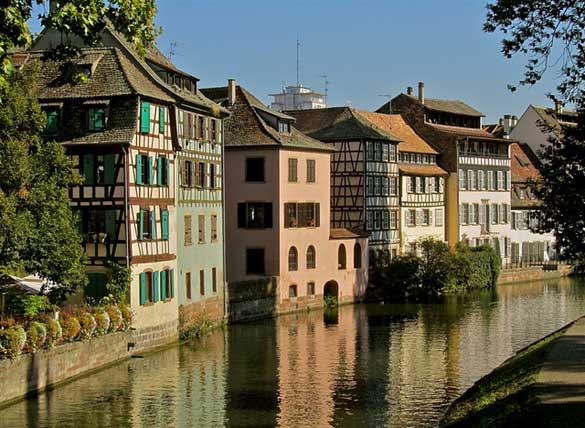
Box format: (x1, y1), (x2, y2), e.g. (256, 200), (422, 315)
(44, 108), (60, 136)
(278, 121), (291, 133)
(88, 107), (106, 132)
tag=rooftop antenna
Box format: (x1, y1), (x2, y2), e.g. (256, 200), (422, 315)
(320, 74), (331, 100)
(169, 41), (178, 60)
(296, 33), (300, 88)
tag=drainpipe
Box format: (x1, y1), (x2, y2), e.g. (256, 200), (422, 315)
(123, 145), (130, 268)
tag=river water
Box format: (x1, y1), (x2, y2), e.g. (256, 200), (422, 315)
(1, 277), (585, 428)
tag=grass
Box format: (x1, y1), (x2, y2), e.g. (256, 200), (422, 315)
(440, 328), (567, 428)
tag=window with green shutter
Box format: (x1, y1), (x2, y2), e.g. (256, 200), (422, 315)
(150, 209), (156, 240)
(83, 154), (95, 184)
(159, 106), (165, 133)
(104, 154), (115, 185)
(161, 209), (169, 240)
(45, 109), (59, 135)
(153, 271), (159, 302)
(156, 156), (169, 186)
(138, 209), (145, 240)
(161, 269), (167, 300)
(170, 269), (174, 299)
(141, 101), (150, 133)
(105, 210), (117, 242)
(135, 154), (143, 185)
(139, 272), (146, 305)
(147, 156), (153, 185)
(88, 107), (105, 131)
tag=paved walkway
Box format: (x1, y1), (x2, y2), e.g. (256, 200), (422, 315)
(530, 317), (585, 427)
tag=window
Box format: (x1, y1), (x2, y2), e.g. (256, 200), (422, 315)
(497, 170), (504, 190)
(182, 160), (193, 187)
(139, 271), (154, 305)
(469, 170), (477, 190)
(338, 244), (347, 270)
(366, 211), (373, 230)
(374, 176), (381, 195)
(366, 176), (374, 195)
(435, 208), (444, 227)
(211, 119), (218, 141)
(390, 210), (398, 230)
(238, 202), (273, 228)
(200, 269), (205, 296)
(389, 177), (397, 195)
(416, 177), (424, 193)
(212, 267), (217, 293)
(374, 211), (381, 229)
(307, 282), (315, 296)
(284, 202), (320, 228)
(211, 214), (218, 242)
(381, 177), (389, 195)
(488, 170), (495, 190)
(198, 116), (205, 139)
(288, 158), (298, 182)
(382, 143), (389, 161)
(288, 247), (298, 271)
(491, 203), (498, 224)
(366, 142), (374, 161)
(306, 245), (316, 269)
(354, 243), (362, 268)
(478, 170), (485, 190)
(375, 143), (382, 161)
(198, 215), (205, 244)
(198, 162), (206, 188)
(209, 163), (216, 188)
(88, 107), (105, 132)
(499, 204), (505, 224)
(159, 106), (165, 134)
(422, 209), (430, 226)
(136, 154), (152, 185)
(382, 210), (389, 229)
(389, 144), (397, 162)
(138, 209), (155, 240)
(161, 208), (169, 240)
(246, 248), (265, 275)
(80, 209), (117, 243)
(408, 176), (416, 193)
(186, 272), (192, 300)
(157, 156), (169, 186)
(246, 158), (265, 182)
(407, 209), (416, 226)
(278, 121), (291, 133)
(44, 109), (59, 135)
(459, 169), (467, 190)
(306, 159), (316, 183)
(184, 215), (192, 246)
(289, 284), (298, 298)
(140, 101), (150, 133)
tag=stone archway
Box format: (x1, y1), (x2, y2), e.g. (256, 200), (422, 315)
(323, 280), (339, 307)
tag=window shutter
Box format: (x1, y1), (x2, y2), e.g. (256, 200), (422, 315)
(83, 155), (95, 184)
(459, 205), (465, 225)
(161, 209), (169, 240)
(159, 107), (165, 134)
(316, 203), (320, 227)
(147, 156), (153, 185)
(507, 205), (512, 224)
(153, 271), (159, 302)
(106, 210), (117, 241)
(161, 270), (167, 300)
(237, 203), (247, 228)
(506, 171), (511, 191)
(139, 272), (146, 305)
(135, 155), (143, 185)
(138, 209), (144, 240)
(104, 154), (115, 184)
(170, 269), (175, 299)
(479, 205), (484, 225)
(157, 157), (163, 186)
(265, 203), (273, 228)
(459, 169), (466, 190)
(166, 158), (171, 186)
(141, 101), (150, 133)
(151, 209), (156, 239)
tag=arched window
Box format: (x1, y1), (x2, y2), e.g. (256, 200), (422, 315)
(288, 246), (298, 271)
(353, 243), (362, 269)
(338, 244), (346, 270)
(306, 245), (316, 269)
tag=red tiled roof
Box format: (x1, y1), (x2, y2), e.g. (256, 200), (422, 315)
(329, 228), (368, 239)
(429, 123), (506, 140)
(399, 164), (448, 176)
(511, 143), (540, 182)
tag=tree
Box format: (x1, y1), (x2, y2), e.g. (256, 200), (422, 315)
(485, 1), (585, 264)
(0, 63), (87, 301)
(0, 0), (160, 95)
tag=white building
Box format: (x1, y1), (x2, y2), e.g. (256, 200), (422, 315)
(270, 85), (326, 112)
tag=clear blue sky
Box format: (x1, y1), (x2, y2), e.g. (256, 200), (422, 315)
(32, 0), (562, 123)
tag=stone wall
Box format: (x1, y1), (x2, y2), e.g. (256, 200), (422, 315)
(0, 332), (131, 406)
(498, 264), (572, 285)
(130, 319), (178, 353)
(178, 294), (225, 337)
(227, 277), (279, 322)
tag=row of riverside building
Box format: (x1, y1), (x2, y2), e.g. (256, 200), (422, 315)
(16, 22), (558, 349)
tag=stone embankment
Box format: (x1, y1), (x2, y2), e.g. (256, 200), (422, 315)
(497, 264), (572, 285)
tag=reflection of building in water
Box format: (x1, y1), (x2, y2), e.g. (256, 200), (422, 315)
(275, 309), (359, 427)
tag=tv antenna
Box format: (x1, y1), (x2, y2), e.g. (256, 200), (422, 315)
(378, 94), (393, 100)
(320, 74), (331, 99)
(169, 41), (178, 60)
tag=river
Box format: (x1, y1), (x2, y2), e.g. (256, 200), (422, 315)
(1, 277), (585, 428)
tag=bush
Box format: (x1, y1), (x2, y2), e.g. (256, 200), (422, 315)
(93, 310), (110, 336)
(78, 311), (97, 339)
(43, 317), (62, 348)
(26, 321), (47, 352)
(119, 304), (132, 331)
(105, 305), (123, 332)
(60, 313), (81, 342)
(7, 294), (48, 318)
(0, 324), (27, 358)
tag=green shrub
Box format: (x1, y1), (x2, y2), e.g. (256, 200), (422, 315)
(93, 310), (110, 336)
(60, 313), (81, 342)
(26, 321), (47, 352)
(0, 324), (27, 358)
(78, 311), (96, 339)
(105, 305), (123, 332)
(7, 294), (48, 318)
(43, 317), (62, 348)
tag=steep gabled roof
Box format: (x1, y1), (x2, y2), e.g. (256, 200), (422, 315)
(378, 94), (485, 117)
(428, 123), (508, 141)
(201, 85), (333, 152)
(353, 110), (438, 154)
(286, 107), (401, 142)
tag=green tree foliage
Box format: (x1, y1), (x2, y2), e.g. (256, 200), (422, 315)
(0, 64), (86, 302)
(485, 1), (585, 264)
(0, 0), (160, 95)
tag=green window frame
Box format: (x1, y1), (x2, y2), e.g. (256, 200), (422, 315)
(159, 106), (165, 133)
(157, 156), (169, 186)
(161, 269), (167, 300)
(153, 271), (159, 302)
(139, 272), (146, 305)
(45, 109), (59, 135)
(141, 101), (151, 133)
(88, 107), (105, 132)
(150, 209), (156, 240)
(161, 208), (169, 240)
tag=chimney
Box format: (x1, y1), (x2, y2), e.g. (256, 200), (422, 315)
(554, 100), (563, 114)
(500, 114), (516, 137)
(227, 79), (236, 107)
(406, 86), (413, 96)
(418, 81), (425, 104)
(511, 115), (518, 126)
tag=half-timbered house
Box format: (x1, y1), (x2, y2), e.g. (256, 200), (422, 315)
(203, 82), (368, 309)
(25, 21), (228, 348)
(287, 107), (400, 256)
(380, 83), (512, 263)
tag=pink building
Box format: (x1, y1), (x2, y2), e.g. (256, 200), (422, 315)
(202, 82), (368, 309)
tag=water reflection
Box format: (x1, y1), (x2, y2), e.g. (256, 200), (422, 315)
(1, 277), (585, 428)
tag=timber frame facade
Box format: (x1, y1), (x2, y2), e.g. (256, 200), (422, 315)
(26, 21), (229, 347)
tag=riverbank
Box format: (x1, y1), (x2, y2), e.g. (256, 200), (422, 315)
(440, 315), (585, 428)
(497, 263), (572, 285)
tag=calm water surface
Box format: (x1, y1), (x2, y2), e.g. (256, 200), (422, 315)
(2, 277), (585, 428)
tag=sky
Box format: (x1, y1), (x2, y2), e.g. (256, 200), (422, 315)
(32, 0), (563, 123)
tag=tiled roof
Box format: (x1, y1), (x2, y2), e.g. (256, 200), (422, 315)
(511, 142), (540, 183)
(428, 123), (507, 140)
(399, 164), (448, 176)
(286, 107), (401, 142)
(201, 85), (333, 152)
(422, 97), (485, 117)
(329, 228), (368, 239)
(511, 184), (541, 208)
(353, 110), (438, 154)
